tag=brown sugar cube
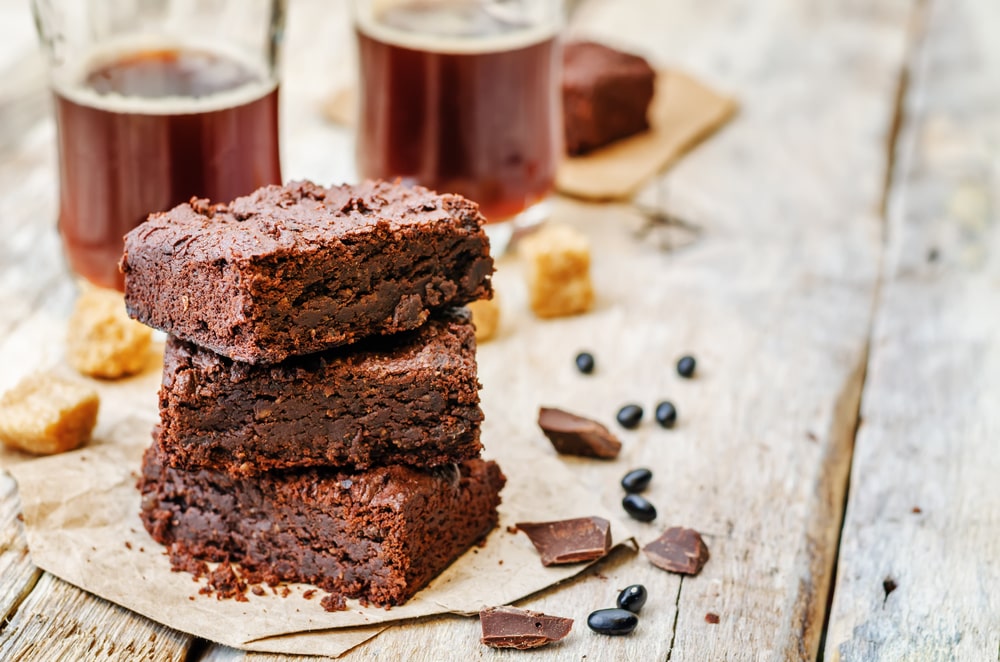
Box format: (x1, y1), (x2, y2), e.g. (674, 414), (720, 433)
(467, 296), (500, 341)
(67, 285), (152, 379)
(0, 373), (99, 455)
(519, 224), (594, 318)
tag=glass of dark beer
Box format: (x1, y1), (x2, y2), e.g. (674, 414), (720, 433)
(32, 0), (286, 290)
(353, 0), (563, 237)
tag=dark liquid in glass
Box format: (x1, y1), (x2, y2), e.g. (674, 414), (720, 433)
(356, 3), (560, 223)
(55, 48), (281, 290)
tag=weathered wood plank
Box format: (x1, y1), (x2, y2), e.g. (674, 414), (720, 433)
(0, 571), (195, 661)
(825, 0), (1000, 659)
(0, 474), (41, 625)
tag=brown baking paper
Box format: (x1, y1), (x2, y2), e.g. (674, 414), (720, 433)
(324, 68), (737, 202)
(5, 342), (633, 657)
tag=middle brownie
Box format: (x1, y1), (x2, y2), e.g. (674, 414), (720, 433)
(158, 310), (483, 475)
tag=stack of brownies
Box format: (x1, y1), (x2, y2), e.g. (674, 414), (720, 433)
(122, 180), (505, 608)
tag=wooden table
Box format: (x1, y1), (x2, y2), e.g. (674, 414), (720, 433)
(1, 0), (997, 659)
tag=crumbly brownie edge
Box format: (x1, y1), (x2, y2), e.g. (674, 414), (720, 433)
(122, 182), (494, 364)
(157, 312), (485, 474)
(138, 444), (506, 606)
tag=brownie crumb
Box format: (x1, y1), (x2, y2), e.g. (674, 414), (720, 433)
(124, 541), (132, 550)
(303, 589), (317, 600)
(506, 525), (518, 534)
(705, 612), (720, 624)
(168, 547), (209, 578)
(912, 506), (922, 514)
(321, 593), (348, 612)
(201, 563), (248, 601)
(251, 585), (266, 596)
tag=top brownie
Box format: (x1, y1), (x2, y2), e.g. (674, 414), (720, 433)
(121, 180), (493, 364)
(562, 40), (656, 155)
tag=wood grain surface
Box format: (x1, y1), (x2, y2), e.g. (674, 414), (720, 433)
(824, 0), (1000, 659)
(0, 0), (994, 660)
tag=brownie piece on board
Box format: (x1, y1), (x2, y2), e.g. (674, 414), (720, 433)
(139, 442), (505, 607)
(158, 310), (483, 475)
(562, 41), (656, 155)
(122, 180), (493, 364)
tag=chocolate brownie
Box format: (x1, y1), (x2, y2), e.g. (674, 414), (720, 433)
(562, 41), (656, 155)
(139, 442), (505, 607)
(121, 180), (494, 364)
(158, 310), (483, 475)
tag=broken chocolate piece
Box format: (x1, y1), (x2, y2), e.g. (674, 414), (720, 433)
(538, 407), (622, 459)
(642, 527), (710, 576)
(480, 605), (573, 649)
(516, 517), (611, 566)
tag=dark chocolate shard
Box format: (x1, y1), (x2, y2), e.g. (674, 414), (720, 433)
(642, 527), (710, 576)
(516, 517), (612, 566)
(538, 407), (622, 459)
(480, 605), (574, 649)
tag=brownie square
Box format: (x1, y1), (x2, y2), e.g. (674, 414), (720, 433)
(158, 309), (483, 475)
(121, 180), (494, 364)
(139, 443), (506, 607)
(562, 41), (656, 155)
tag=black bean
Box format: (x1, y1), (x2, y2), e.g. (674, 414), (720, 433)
(616, 404), (643, 429)
(655, 401), (677, 428)
(575, 351), (595, 374)
(587, 608), (639, 635)
(616, 584), (648, 614)
(620, 468), (653, 494)
(677, 355), (697, 378)
(622, 494), (657, 522)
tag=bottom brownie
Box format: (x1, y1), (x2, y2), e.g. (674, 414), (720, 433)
(138, 442), (505, 607)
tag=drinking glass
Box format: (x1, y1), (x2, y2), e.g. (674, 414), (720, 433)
(352, 0), (563, 244)
(32, 0), (287, 290)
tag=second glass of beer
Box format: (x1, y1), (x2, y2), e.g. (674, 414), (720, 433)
(353, 0), (563, 229)
(32, 0), (286, 290)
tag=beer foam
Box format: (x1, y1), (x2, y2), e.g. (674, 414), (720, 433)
(355, 2), (560, 54)
(52, 36), (277, 115)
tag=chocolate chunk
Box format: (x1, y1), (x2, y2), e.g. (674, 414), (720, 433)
(480, 606), (573, 649)
(537, 407), (622, 459)
(642, 527), (710, 575)
(516, 516), (612, 566)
